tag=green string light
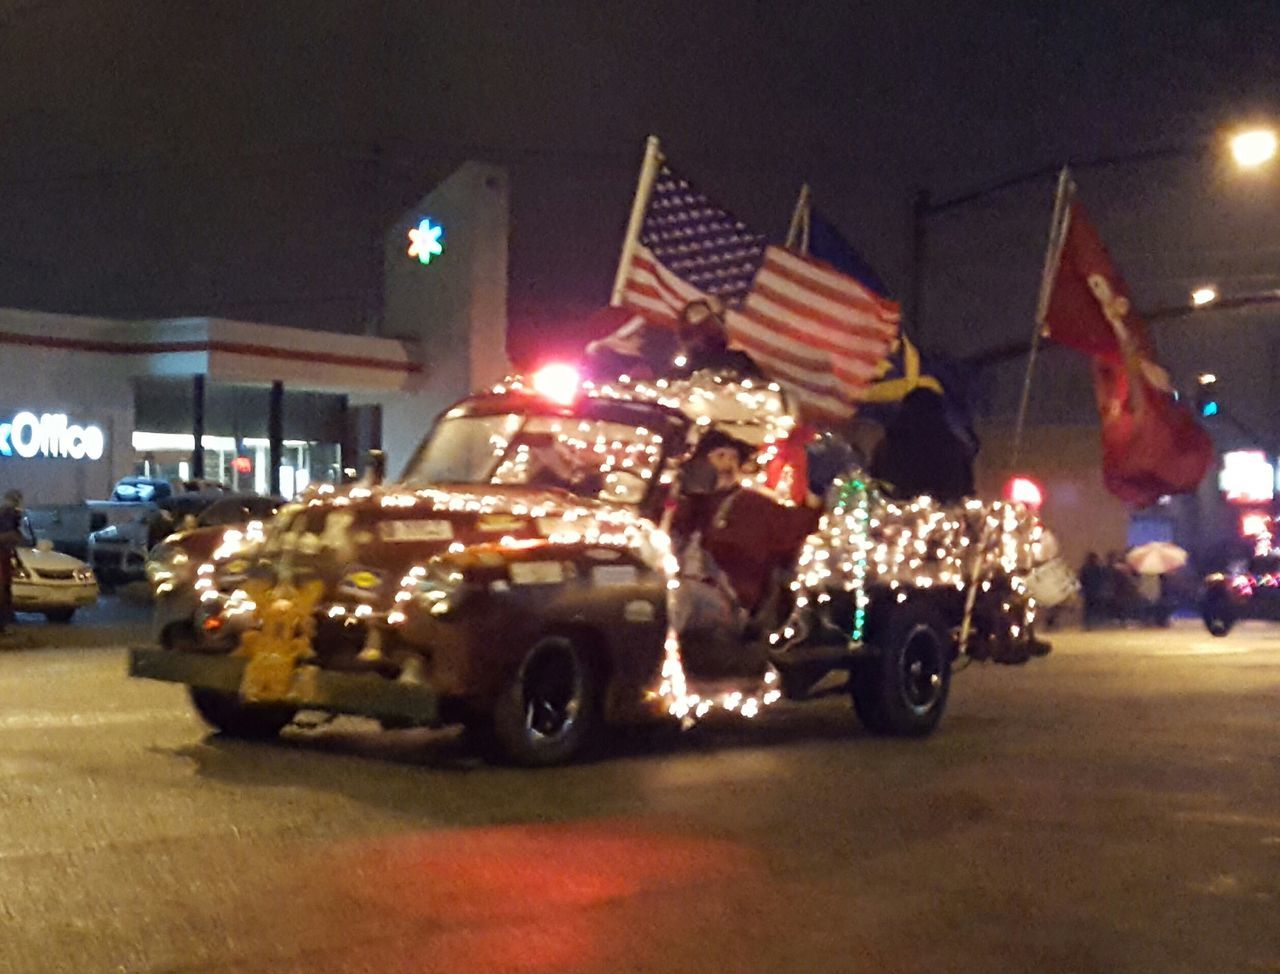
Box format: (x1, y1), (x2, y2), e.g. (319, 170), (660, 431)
(847, 478), (871, 643)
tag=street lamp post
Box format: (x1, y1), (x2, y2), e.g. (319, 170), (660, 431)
(907, 131), (1274, 344)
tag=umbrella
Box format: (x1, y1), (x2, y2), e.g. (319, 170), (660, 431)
(1126, 542), (1188, 576)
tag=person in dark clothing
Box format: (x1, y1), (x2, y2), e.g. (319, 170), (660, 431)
(1105, 549), (1134, 622)
(1079, 551), (1107, 629)
(869, 388), (975, 503)
(0, 490), (25, 634)
(670, 301), (763, 379)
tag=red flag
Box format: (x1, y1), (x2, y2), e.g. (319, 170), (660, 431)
(1042, 200), (1155, 362)
(1040, 186), (1212, 508)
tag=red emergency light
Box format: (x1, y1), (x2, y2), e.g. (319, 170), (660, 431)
(531, 363), (581, 405)
(232, 456), (253, 475)
(1004, 475), (1044, 510)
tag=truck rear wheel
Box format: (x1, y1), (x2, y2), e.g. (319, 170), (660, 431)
(851, 602), (952, 736)
(488, 636), (602, 766)
(189, 688), (296, 739)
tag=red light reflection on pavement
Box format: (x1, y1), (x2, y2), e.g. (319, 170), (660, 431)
(330, 819), (756, 973)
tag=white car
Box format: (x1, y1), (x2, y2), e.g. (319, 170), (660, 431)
(12, 532), (99, 622)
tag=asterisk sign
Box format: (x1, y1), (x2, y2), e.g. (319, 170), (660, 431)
(407, 218), (444, 265)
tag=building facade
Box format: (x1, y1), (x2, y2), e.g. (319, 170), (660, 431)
(0, 161), (511, 505)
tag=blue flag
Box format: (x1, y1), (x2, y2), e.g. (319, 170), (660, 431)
(807, 209), (890, 297)
(806, 206), (978, 459)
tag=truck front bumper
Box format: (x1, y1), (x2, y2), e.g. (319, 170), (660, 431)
(128, 648), (441, 725)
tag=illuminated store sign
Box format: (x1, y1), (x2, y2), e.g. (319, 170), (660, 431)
(0, 411), (105, 461)
(406, 217), (444, 265)
(1219, 449), (1273, 503)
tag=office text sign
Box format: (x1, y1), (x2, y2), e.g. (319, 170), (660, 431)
(0, 411), (106, 461)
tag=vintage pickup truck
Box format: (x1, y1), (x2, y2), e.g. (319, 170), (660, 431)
(130, 368), (1050, 765)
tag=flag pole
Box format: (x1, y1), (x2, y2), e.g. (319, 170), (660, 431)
(1011, 167), (1073, 469)
(786, 183), (811, 254)
(610, 135), (664, 307)
(1035, 167), (1074, 325)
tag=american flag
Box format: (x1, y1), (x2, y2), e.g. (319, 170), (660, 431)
(727, 247), (900, 420)
(617, 165), (767, 323)
(616, 161), (900, 421)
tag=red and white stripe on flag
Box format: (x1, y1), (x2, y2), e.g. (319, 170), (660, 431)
(617, 243), (705, 326)
(727, 246), (900, 421)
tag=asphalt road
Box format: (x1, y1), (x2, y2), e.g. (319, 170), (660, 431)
(2, 609), (1278, 974)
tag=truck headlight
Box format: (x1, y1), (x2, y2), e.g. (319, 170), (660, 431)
(145, 544), (189, 587)
(388, 564), (467, 622)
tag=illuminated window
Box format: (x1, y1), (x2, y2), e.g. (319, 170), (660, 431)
(1220, 450), (1274, 503)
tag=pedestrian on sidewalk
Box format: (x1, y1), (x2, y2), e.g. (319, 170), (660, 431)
(1079, 552), (1107, 629)
(0, 490), (25, 634)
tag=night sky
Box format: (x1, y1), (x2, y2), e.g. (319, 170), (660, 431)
(2, 0), (1278, 419)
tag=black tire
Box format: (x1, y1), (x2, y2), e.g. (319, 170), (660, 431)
(43, 608), (75, 623)
(1202, 591), (1235, 637)
(850, 602), (952, 736)
(488, 635), (603, 767)
(188, 687), (295, 739)
(1204, 614), (1233, 637)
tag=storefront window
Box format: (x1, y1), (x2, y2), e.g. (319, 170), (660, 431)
(131, 433), (342, 498)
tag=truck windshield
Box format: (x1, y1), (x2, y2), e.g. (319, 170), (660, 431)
(404, 413), (666, 504)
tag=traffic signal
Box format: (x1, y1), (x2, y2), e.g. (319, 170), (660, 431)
(1195, 373), (1219, 418)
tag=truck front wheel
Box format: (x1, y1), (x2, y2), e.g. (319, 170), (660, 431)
(851, 603), (952, 736)
(189, 688), (296, 739)
(488, 636), (603, 766)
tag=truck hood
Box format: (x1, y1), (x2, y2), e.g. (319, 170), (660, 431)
(263, 484), (668, 605)
(17, 546), (91, 573)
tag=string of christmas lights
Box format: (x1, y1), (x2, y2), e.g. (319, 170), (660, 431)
(185, 370), (1051, 728)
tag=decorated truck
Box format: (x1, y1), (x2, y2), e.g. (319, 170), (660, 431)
(129, 367), (1053, 765)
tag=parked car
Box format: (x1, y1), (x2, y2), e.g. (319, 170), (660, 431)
(110, 477), (174, 504)
(11, 519), (99, 622)
(89, 490), (231, 581)
(109, 476), (229, 503)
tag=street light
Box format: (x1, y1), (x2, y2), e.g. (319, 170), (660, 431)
(1190, 285), (1219, 307)
(908, 124), (1277, 342)
(1230, 128), (1278, 169)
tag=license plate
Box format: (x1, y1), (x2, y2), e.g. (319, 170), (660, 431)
(379, 519), (454, 542)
